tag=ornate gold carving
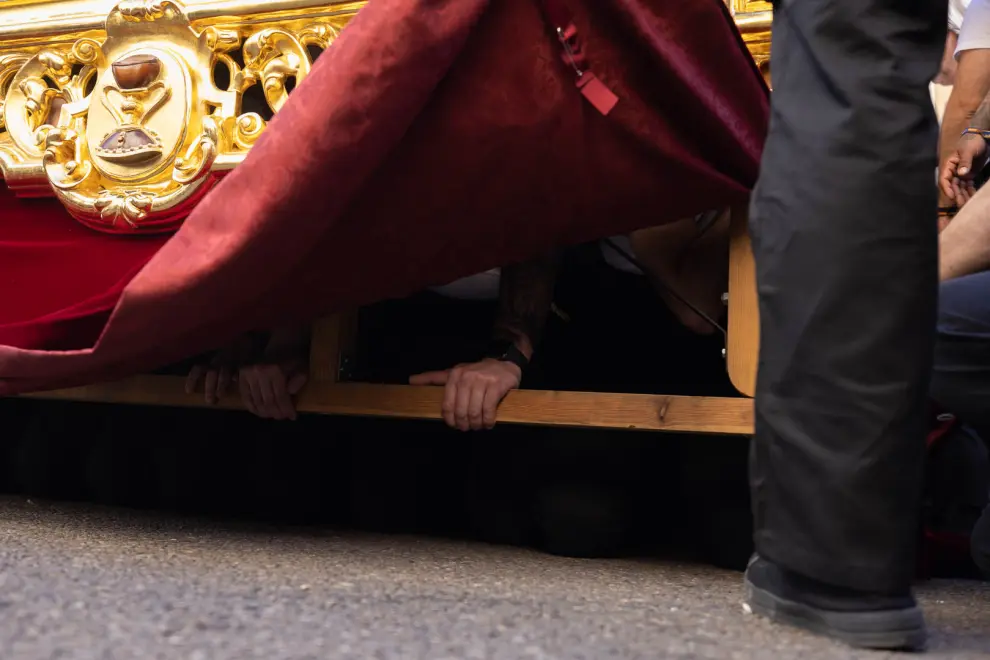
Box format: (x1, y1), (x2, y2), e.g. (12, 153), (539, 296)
(41, 124), (93, 190)
(95, 59), (172, 166)
(0, 0), (773, 230)
(94, 189), (155, 227)
(0, 54), (30, 132)
(0, 0), (364, 231)
(237, 29), (312, 113)
(232, 112), (265, 150)
(173, 114), (218, 184)
(116, 0), (181, 22)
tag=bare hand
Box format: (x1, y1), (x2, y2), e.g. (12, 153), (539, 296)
(185, 334), (266, 404)
(409, 358), (522, 431)
(940, 133), (987, 206)
(238, 359), (308, 421)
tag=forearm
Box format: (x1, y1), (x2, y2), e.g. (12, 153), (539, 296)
(940, 51), (990, 165)
(934, 31), (959, 86)
(969, 93), (990, 133)
(492, 253), (561, 359)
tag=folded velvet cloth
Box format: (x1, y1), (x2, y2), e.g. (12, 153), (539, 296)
(0, 0), (768, 394)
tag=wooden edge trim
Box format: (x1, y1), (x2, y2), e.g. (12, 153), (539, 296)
(23, 377), (755, 435)
(308, 313), (356, 383)
(727, 204), (758, 398)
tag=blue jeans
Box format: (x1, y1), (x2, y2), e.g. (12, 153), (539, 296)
(933, 271), (990, 577)
(933, 272), (990, 440)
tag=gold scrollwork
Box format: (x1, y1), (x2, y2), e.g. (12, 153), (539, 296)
(0, 54), (30, 131)
(71, 39), (106, 68)
(1, 0), (770, 232)
(116, 0), (181, 22)
(173, 114), (218, 184)
(298, 23), (341, 50)
(41, 125), (94, 190)
(201, 27), (241, 54)
(237, 29), (312, 114)
(232, 112), (265, 150)
(0, 2), (381, 230)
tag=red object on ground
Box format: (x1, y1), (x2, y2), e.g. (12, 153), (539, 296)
(0, 0), (769, 394)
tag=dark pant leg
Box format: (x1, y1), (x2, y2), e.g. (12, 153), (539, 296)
(749, 0), (946, 593)
(932, 272), (990, 440)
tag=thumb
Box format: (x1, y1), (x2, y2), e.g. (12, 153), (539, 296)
(959, 150), (976, 177)
(409, 370), (450, 386)
(287, 372), (308, 395)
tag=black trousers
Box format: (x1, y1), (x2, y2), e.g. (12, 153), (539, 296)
(750, 0), (945, 593)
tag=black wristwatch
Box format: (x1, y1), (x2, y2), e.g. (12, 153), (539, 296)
(486, 339), (530, 372)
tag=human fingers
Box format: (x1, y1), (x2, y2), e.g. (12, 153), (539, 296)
(204, 368), (219, 404)
(245, 368), (272, 418)
(269, 369), (297, 421)
(482, 381), (513, 429)
(441, 367), (462, 428)
(217, 365), (234, 397)
(454, 376), (473, 431)
(255, 368), (281, 419)
(953, 178), (968, 207)
(941, 155), (959, 199)
(239, 370), (260, 416)
(957, 138), (985, 179)
(954, 178), (973, 207)
(409, 370), (450, 386)
(185, 365), (205, 395)
(467, 381), (487, 431)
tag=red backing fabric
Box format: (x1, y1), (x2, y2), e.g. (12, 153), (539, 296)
(0, 184), (165, 351)
(0, 0), (769, 393)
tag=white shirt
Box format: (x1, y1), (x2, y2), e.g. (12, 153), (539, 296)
(957, 0), (990, 57)
(950, 0), (972, 34)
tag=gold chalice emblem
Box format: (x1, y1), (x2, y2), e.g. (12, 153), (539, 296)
(93, 54), (171, 165)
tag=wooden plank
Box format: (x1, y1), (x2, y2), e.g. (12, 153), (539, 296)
(308, 311), (358, 383)
(726, 205), (759, 398)
(25, 378), (755, 435)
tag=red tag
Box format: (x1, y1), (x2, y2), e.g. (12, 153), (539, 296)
(577, 72), (619, 116)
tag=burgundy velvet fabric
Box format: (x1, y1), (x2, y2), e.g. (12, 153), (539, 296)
(0, 0), (768, 394)
(0, 184), (165, 351)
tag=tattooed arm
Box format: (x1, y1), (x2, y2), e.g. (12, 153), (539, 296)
(410, 253), (561, 431)
(491, 253), (562, 359)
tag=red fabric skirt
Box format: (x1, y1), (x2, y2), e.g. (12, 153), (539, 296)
(0, 0), (768, 394)
(0, 185), (165, 351)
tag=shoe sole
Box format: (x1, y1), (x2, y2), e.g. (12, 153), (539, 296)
(744, 578), (927, 651)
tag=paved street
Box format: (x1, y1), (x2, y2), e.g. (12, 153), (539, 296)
(1, 497), (988, 659)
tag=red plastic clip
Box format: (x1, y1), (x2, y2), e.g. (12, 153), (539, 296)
(548, 12), (619, 116)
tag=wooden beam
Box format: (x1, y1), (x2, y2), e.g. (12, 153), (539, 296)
(308, 311), (358, 383)
(726, 205), (759, 398)
(25, 377), (754, 435)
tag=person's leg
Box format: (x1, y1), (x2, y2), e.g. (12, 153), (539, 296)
(747, 0), (945, 649)
(939, 184), (990, 281)
(932, 271), (990, 438)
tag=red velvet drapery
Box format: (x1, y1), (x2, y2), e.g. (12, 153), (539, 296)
(0, 0), (768, 394)
(0, 185), (165, 351)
